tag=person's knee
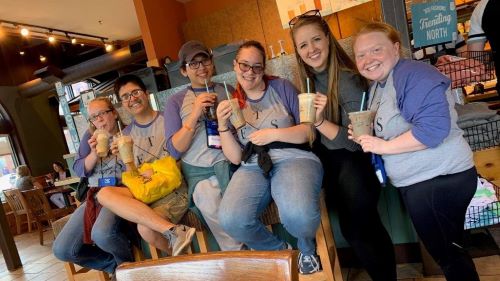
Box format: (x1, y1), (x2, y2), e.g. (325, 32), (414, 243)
(280, 207), (319, 238)
(96, 187), (114, 205)
(218, 207), (253, 236)
(52, 237), (76, 262)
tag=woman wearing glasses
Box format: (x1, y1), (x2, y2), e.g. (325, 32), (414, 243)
(163, 40), (243, 251)
(352, 22), (479, 281)
(216, 40), (323, 275)
(289, 11), (396, 281)
(53, 97), (134, 274)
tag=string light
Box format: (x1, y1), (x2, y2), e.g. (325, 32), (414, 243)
(19, 51), (24, 55)
(39, 55), (46, 62)
(1, 19), (109, 48)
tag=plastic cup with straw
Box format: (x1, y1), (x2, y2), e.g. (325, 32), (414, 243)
(204, 79), (217, 120)
(298, 77), (316, 123)
(116, 120), (137, 174)
(348, 91), (374, 139)
(224, 81), (246, 129)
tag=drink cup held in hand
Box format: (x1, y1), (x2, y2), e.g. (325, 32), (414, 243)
(94, 130), (110, 158)
(229, 98), (246, 129)
(298, 93), (316, 124)
(348, 110), (375, 139)
(117, 135), (134, 164)
(205, 93), (218, 121)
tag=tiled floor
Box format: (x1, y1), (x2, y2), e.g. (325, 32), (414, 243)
(0, 228), (499, 281)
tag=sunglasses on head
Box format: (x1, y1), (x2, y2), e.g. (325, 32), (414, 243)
(289, 9), (321, 27)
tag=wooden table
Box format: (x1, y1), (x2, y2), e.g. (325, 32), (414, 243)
(54, 177), (80, 187)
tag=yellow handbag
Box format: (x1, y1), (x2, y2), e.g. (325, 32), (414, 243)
(122, 156), (182, 204)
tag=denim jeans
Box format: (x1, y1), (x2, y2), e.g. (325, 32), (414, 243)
(219, 157), (322, 255)
(52, 201), (134, 273)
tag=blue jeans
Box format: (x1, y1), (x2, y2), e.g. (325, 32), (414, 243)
(52, 201), (134, 273)
(218, 157), (322, 255)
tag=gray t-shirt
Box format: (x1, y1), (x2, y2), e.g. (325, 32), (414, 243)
(164, 83), (229, 167)
(15, 176), (34, 191)
(236, 78), (319, 165)
(368, 71), (473, 187)
(123, 112), (169, 165)
(313, 70), (365, 151)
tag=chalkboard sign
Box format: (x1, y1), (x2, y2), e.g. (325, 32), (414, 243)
(411, 0), (457, 48)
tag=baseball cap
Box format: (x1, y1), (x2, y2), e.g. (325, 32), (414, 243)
(178, 40), (211, 65)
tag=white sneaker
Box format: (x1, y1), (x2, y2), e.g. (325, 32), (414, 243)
(163, 225), (196, 256)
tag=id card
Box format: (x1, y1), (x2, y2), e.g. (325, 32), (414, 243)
(371, 154), (387, 187)
(98, 177), (118, 187)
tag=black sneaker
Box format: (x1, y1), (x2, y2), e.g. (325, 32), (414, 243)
(298, 252), (321, 274)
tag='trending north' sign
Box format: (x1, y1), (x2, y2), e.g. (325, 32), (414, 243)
(411, 0), (457, 48)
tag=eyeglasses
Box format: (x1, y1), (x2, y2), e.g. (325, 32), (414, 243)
(237, 61), (264, 74)
(186, 58), (212, 70)
(288, 9), (321, 27)
(89, 109), (113, 122)
(119, 89), (145, 102)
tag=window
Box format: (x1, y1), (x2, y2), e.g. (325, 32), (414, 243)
(0, 135), (20, 201)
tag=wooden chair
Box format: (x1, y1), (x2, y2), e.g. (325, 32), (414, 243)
(260, 190), (343, 281)
(52, 215), (110, 281)
(21, 188), (73, 245)
(148, 210), (209, 260)
(3, 188), (35, 234)
(116, 250), (299, 281)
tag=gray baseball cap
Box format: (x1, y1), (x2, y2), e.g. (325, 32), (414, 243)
(178, 40), (211, 65)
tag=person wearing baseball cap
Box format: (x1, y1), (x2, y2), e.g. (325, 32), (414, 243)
(163, 40), (243, 251)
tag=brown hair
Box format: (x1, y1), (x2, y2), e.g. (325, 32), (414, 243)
(353, 22), (403, 56)
(87, 97), (123, 134)
(290, 15), (365, 124)
(235, 40), (267, 68)
(16, 165), (30, 177)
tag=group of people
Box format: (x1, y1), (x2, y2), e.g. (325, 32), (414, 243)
(52, 10), (481, 281)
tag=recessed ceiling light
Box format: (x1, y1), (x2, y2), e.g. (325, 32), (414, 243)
(20, 28), (29, 36)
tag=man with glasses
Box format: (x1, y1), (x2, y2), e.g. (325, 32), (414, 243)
(97, 74), (195, 256)
(163, 40), (243, 251)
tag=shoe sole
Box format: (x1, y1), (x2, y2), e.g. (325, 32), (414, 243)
(172, 228), (196, 256)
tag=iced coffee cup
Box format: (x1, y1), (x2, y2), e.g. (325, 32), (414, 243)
(94, 130), (110, 158)
(229, 98), (246, 129)
(117, 135), (134, 164)
(348, 110), (375, 139)
(298, 93), (316, 124)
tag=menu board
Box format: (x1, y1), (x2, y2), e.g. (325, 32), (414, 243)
(411, 0), (457, 48)
(276, 0), (372, 29)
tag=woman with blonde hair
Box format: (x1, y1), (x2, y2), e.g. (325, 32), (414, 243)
(53, 97), (133, 274)
(289, 11), (396, 281)
(15, 165), (43, 191)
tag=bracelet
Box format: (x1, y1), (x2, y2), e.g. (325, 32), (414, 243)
(314, 118), (325, 128)
(183, 124), (193, 132)
(218, 127), (230, 133)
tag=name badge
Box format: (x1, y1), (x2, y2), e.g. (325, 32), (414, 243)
(98, 177), (118, 187)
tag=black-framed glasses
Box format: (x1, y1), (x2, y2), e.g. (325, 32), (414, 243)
(288, 9), (321, 27)
(237, 61), (264, 74)
(186, 58), (213, 70)
(119, 89), (145, 102)
(89, 109), (113, 122)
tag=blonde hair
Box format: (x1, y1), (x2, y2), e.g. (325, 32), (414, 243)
(88, 97), (124, 133)
(16, 165), (30, 177)
(291, 15), (365, 125)
(353, 22), (403, 56)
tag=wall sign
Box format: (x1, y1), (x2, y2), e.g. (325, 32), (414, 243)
(56, 82), (80, 150)
(411, 0), (457, 48)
